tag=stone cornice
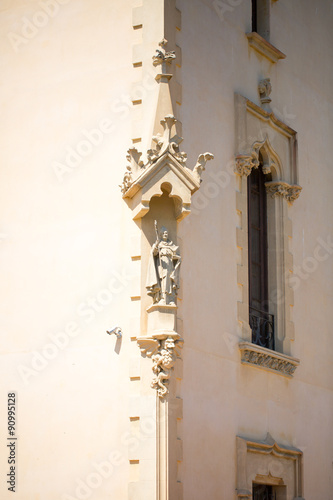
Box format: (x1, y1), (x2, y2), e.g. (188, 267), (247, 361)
(265, 181), (302, 204)
(246, 32), (286, 64)
(239, 342), (300, 377)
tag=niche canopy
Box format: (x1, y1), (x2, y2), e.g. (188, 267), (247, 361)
(120, 114), (214, 220)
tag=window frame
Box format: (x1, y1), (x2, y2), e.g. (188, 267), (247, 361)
(234, 93), (301, 377)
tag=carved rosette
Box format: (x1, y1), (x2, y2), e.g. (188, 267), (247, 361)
(137, 334), (183, 398)
(265, 181), (302, 204)
(239, 342), (300, 377)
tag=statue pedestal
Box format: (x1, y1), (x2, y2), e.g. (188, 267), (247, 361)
(147, 303), (177, 334)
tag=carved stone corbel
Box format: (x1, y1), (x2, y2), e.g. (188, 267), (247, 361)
(235, 152), (259, 176)
(265, 181), (302, 204)
(137, 333), (183, 398)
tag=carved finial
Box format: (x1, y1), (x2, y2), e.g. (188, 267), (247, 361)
(152, 39), (176, 66)
(147, 114), (185, 162)
(258, 78), (272, 107)
(193, 153), (214, 182)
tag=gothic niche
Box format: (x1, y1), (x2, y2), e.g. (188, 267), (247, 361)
(120, 114), (213, 398)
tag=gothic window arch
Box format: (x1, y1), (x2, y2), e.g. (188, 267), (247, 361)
(235, 93), (301, 377)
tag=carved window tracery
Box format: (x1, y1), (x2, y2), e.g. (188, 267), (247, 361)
(235, 93), (301, 376)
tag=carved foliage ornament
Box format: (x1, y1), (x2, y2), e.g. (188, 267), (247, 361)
(235, 139), (276, 177)
(239, 342), (300, 377)
(119, 148), (144, 194)
(235, 152), (259, 176)
(235, 139), (301, 204)
(119, 114), (214, 197)
(152, 38), (176, 66)
(265, 181), (302, 203)
(137, 335), (183, 398)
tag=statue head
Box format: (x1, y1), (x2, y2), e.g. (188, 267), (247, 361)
(163, 337), (175, 350)
(160, 226), (169, 241)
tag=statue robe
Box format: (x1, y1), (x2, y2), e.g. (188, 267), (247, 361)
(146, 240), (180, 302)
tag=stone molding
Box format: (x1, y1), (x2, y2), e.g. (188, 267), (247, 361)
(120, 114), (214, 220)
(239, 342), (300, 377)
(265, 181), (302, 204)
(137, 332), (183, 398)
(236, 434), (304, 499)
(246, 32), (286, 63)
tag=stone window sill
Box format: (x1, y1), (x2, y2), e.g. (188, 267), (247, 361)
(246, 32), (286, 63)
(239, 342), (299, 377)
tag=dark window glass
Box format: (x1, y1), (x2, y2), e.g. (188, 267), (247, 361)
(248, 165), (274, 349)
(253, 484), (276, 500)
(252, 0), (258, 32)
(251, 0), (270, 40)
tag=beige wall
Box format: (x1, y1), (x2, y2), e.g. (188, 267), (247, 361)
(179, 0), (333, 499)
(0, 1), (140, 499)
(0, 0), (332, 499)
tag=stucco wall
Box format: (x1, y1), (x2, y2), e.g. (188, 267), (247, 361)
(178, 1), (333, 499)
(0, 1), (332, 499)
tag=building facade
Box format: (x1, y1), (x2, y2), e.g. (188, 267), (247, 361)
(1, 0), (333, 499)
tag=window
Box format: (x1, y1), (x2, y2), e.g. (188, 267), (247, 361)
(247, 1), (286, 64)
(252, 484), (274, 500)
(235, 93), (301, 377)
(247, 160), (274, 350)
(236, 435), (304, 500)
(252, 0), (270, 41)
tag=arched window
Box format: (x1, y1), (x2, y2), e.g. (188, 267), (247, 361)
(247, 159), (274, 350)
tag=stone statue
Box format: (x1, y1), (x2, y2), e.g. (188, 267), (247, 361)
(146, 221), (181, 305)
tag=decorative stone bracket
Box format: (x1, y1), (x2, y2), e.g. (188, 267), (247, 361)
(137, 333), (183, 398)
(120, 114), (214, 220)
(239, 342), (300, 377)
(265, 181), (302, 203)
(234, 137), (302, 204)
